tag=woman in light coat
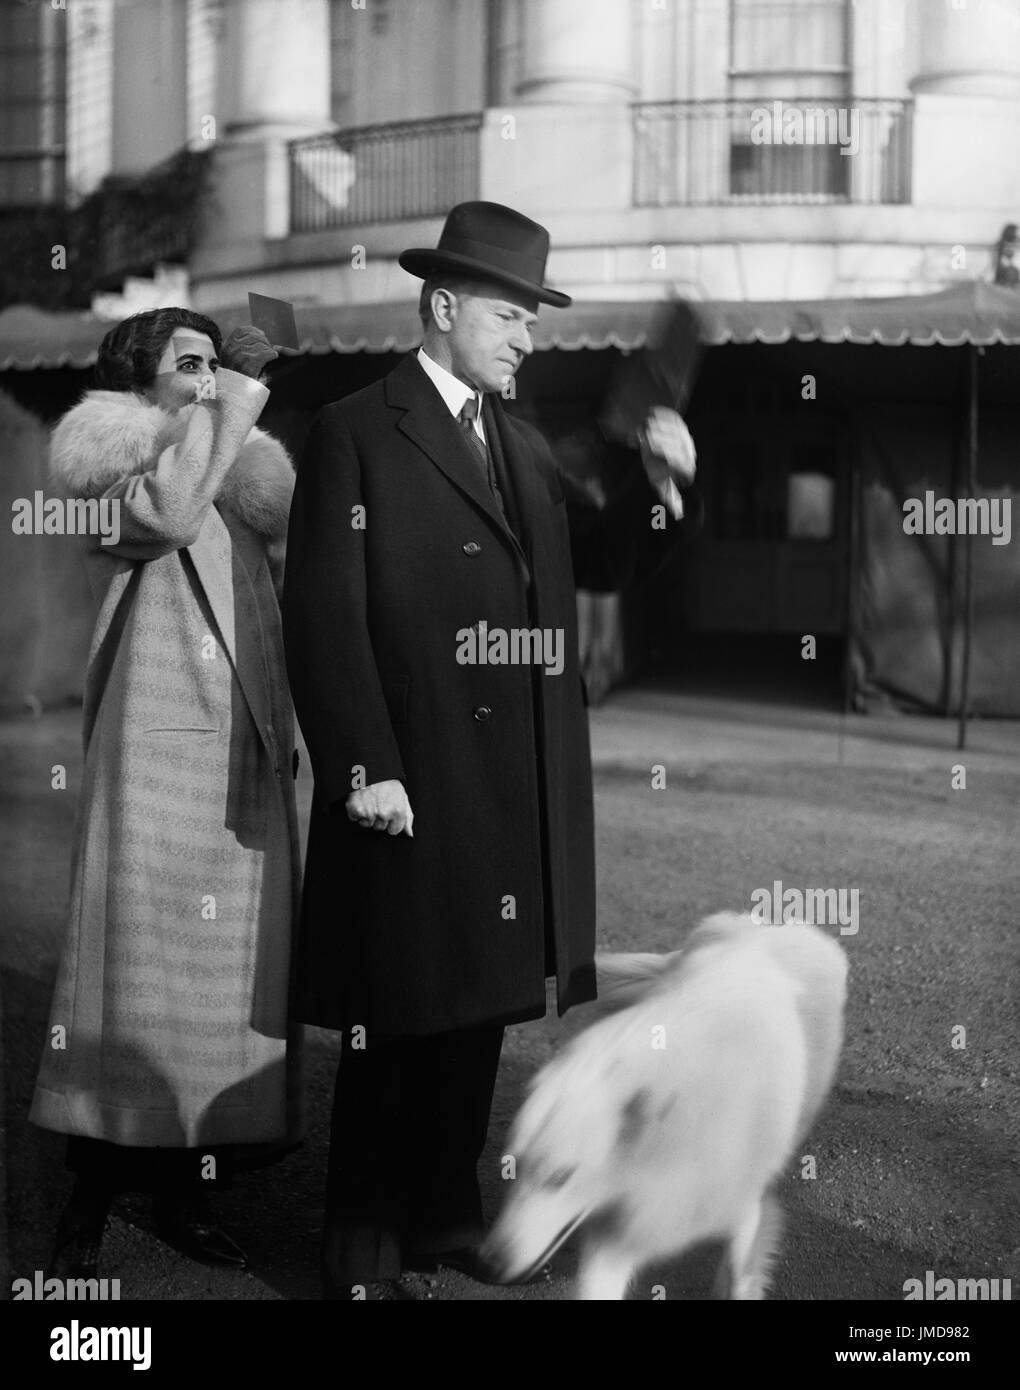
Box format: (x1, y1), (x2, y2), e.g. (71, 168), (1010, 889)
(30, 308), (303, 1275)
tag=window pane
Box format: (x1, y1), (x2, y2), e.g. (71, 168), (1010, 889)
(0, 1), (66, 206)
(731, 0), (848, 73)
(788, 472), (836, 540)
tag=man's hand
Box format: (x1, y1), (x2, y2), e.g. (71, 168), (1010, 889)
(638, 407), (697, 491)
(345, 779), (414, 837)
(220, 325), (279, 381)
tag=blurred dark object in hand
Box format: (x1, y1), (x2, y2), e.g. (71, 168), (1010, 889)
(599, 299), (709, 448)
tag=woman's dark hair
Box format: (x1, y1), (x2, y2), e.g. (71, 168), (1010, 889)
(93, 308), (223, 391)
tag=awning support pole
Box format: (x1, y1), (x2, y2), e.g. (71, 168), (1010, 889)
(956, 344), (978, 751)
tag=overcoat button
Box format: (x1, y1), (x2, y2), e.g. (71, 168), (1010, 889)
(463, 541), (482, 555)
(473, 706), (492, 722)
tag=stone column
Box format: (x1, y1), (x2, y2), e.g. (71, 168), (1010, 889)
(908, 0), (1020, 207)
(485, 0), (635, 224)
(67, 0), (116, 197)
(111, 0), (187, 174)
(515, 0), (636, 103)
(219, 0), (332, 139)
(199, 0), (333, 266)
(911, 0), (1020, 97)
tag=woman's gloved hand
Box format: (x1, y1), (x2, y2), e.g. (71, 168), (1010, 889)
(220, 326), (279, 381)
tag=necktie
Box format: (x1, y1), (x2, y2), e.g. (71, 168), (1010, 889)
(458, 395), (506, 519)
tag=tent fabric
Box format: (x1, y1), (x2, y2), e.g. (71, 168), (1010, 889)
(4, 282), (1020, 370)
(851, 402), (1020, 718)
(0, 389), (94, 710)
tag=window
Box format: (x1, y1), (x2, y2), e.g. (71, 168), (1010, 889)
(713, 434), (840, 543)
(787, 446), (838, 541)
(0, 0), (67, 207)
(728, 0), (850, 201)
(730, 0), (849, 94)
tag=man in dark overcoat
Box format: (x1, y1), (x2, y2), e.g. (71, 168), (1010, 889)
(282, 201), (698, 1298)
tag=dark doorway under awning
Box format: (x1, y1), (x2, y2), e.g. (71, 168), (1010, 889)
(651, 283), (1020, 737)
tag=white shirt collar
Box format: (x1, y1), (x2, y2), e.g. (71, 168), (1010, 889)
(417, 347), (482, 429)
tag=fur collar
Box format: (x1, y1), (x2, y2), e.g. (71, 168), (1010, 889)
(49, 389), (294, 540)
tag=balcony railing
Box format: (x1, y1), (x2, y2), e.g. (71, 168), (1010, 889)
(290, 113), (483, 232)
(633, 97), (913, 207)
(88, 148), (213, 288)
(286, 99), (913, 235)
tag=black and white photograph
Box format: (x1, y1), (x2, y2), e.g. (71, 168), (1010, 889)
(0, 0), (1016, 1363)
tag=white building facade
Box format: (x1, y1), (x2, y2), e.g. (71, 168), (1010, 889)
(6, 0), (1019, 313)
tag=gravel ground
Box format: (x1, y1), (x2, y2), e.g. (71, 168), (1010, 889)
(1, 691), (1017, 1303)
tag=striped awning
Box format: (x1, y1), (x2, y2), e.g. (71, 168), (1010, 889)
(0, 299), (657, 368)
(691, 280), (1020, 348)
(2, 281), (1020, 370)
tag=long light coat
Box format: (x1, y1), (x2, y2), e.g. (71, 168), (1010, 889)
(30, 370), (303, 1149)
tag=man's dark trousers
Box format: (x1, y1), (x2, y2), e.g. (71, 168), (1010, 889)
(322, 1023), (505, 1292)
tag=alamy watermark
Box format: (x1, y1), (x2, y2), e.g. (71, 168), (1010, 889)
(750, 880), (859, 936)
(749, 101), (859, 157)
(902, 492), (1011, 546)
(455, 621), (565, 676)
(903, 1271), (1011, 1300)
(49, 1319), (151, 1371)
(11, 492), (121, 546)
(12, 1269), (121, 1300)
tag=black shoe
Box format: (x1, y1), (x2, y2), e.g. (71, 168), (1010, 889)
(405, 1245), (549, 1285)
(152, 1192), (247, 1268)
(48, 1185), (112, 1279)
(48, 1229), (103, 1281)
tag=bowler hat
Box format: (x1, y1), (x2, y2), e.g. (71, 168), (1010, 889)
(399, 201), (571, 308)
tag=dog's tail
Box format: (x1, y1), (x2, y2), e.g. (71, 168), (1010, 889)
(592, 949), (682, 1014)
(593, 915), (760, 1013)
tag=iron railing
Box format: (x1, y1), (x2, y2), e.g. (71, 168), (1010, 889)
(88, 148), (212, 288)
(287, 100), (913, 234)
(290, 113), (483, 231)
(633, 97), (913, 207)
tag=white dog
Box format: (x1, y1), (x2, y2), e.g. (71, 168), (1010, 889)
(481, 913), (848, 1300)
